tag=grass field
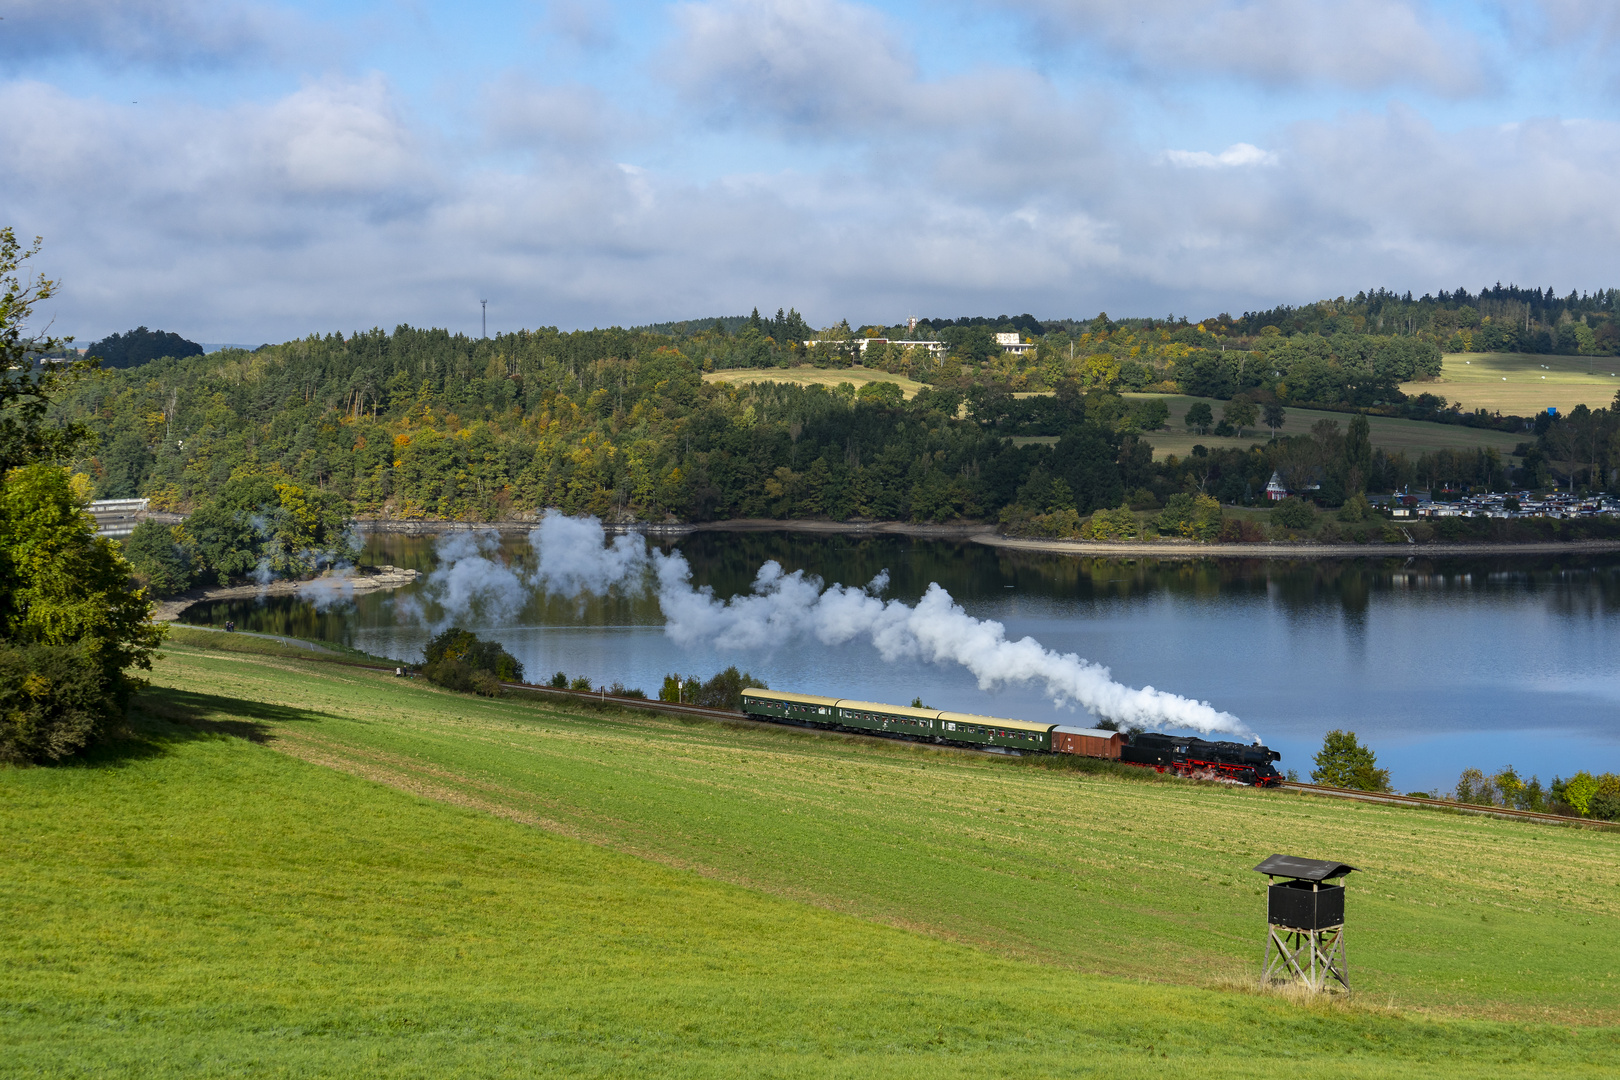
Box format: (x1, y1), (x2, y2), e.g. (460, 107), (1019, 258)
(5, 637), (1620, 1076)
(703, 365), (930, 399)
(1402, 353), (1620, 416)
(1121, 395), (1527, 461)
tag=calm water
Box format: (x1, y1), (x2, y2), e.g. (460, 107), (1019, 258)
(181, 532), (1620, 793)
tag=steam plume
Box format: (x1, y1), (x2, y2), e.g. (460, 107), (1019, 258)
(425, 511), (1254, 740)
(397, 530), (529, 628)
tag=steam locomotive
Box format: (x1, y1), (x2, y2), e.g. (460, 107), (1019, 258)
(741, 688), (1283, 787)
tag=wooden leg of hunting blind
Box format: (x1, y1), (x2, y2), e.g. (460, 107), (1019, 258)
(1262, 925), (1349, 994)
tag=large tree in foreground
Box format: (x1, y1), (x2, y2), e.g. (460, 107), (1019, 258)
(0, 230), (97, 472)
(0, 231), (162, 763)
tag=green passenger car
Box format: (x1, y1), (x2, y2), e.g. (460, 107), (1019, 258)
(741, 689), (1058, 754)
(741, 688), (841, 723)
(833, 699), (939, 738)
(934, 711), (1056, 752)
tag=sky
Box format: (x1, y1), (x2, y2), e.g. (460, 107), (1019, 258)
(8, 0), (1620, 342)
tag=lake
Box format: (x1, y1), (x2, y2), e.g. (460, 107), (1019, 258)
(180, 530), (1620, 793)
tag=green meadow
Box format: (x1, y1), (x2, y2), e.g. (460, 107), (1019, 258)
(1405, 352), (1620, 417)
(4, 631), (1619, 1077)
(1119, 395), (1527, 462)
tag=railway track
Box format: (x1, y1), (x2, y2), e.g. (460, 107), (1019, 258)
(1279, 780), (1619, 830)
(480, 680), (1616, 831)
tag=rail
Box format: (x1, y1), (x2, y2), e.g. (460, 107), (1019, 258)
(1278, 780), (1618, 830)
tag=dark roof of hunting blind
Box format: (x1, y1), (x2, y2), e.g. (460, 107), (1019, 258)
(1252, 855), (1358, 881)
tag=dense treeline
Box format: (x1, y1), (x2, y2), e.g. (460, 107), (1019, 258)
(1227, 285), (1620, 355)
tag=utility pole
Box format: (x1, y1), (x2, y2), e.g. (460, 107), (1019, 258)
(481, 299), (487, 339)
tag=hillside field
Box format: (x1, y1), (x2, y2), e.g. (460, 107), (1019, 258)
(4, 632), (1619, 1076)
(1402, 353), (1620, 416)
(703, 365), (930, 399)
(701, 370), (1527, 462)
(1118, 395), (1525, 461)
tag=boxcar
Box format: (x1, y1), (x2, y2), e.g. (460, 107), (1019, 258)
(1051, 726), (1125, 758)
(934, 711), (1056, 752)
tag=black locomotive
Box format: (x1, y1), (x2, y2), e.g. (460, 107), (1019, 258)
(1121, 732), (1283, 787)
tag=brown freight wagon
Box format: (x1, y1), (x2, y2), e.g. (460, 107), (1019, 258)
(1051, 726), (1125, 759)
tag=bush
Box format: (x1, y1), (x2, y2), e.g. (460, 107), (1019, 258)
(1271, 496), (1317, 531)
(549, 671), (568, 688)
(123, 520), (194, 596)
(1337, 493), (1373, 522)
(1216, 517), (1266, 542)
(1156, 493), (1221, 541)
(1560, 771), (1600, 816)
(1, 465), (163, 761)
(658, 667), (767, 709)
(1020, 508), (1081, 538)
(0, 643), (116, 763)
(420, 627), (523, 696)
(1082, 506), (1137, 540)
(569, 676), (593, 692)
(1591, 774), (1620, 821)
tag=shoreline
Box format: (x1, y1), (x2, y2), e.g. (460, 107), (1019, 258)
(151, 566), (421, 622)
(976, 534), (1620, 559)
(352, 516), (1620, 559)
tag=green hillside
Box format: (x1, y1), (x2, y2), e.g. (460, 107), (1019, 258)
(3, 635), (1618, 1076)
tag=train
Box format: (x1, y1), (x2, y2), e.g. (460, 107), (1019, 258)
(740, 688), (1284, 787)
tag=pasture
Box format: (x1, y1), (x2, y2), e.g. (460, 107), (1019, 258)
(703, 365), (929, 399)
(4, 635), (1619, 1076)
(1122, 395), (1527, 461)
(1402, 352), (1620, 416)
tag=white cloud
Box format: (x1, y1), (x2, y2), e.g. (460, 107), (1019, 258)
(1000, 0), (1485, 96)
(483, 74), (632, 151)
(1163, 143), (1278, 168)
(666, 0), (915, 132)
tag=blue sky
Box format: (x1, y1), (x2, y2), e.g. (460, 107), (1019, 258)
(8, 0), (1620, 341)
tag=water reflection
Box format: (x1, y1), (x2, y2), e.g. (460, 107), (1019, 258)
(179, 531), (1620, 791)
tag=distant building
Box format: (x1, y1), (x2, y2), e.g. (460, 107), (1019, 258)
(87, 498), (150, 539)
(802, 337), (948, 355)
(995, 332), (1034, 355)
(1265, 470), (1321, 501)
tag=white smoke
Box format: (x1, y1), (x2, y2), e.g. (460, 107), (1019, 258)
(651, 554), (1253, 741)
(418, 512), (1255, 740)
(397, 529), (531, 629)
(532, 512), (652, 597)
